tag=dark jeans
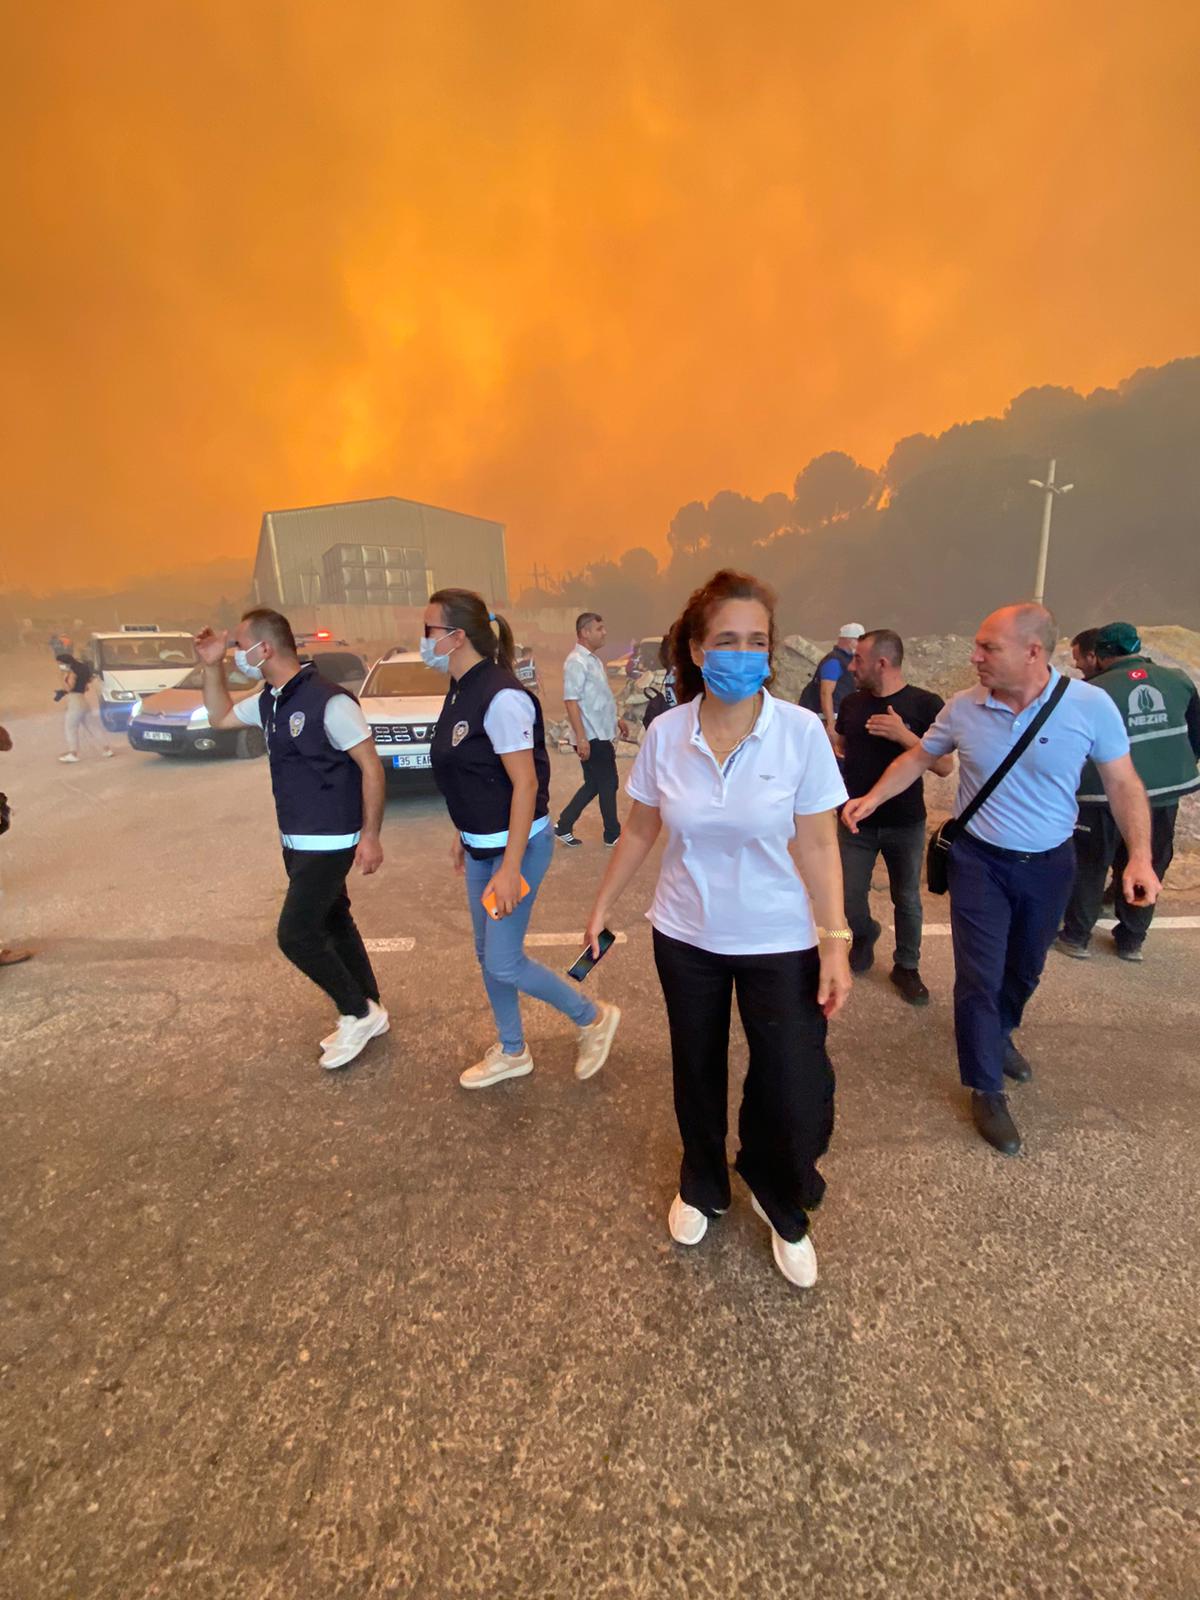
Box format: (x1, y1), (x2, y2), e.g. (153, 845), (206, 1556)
(558, 739), (620, 842)
(652, 930), (834, 1244)
(1061, 803), (1177, 952)
(838, 817), (926, 968)
(947, 832), (1075, 1094)
(278, 847), (379, 1018)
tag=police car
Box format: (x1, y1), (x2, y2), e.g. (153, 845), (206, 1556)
(360, 649), (446, 774)
(127, 658), (266, 758)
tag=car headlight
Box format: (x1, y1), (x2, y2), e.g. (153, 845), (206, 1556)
(109, 689), (137, 702)
(189, 707), (211, 727)
(130, 699), (142, 719)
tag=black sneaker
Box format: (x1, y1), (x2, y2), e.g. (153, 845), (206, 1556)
(1114, 936), (1144, 963)
(971, 1090), (1022, 1155)
(1053, 935), (1090, 960)
(604, 835), (621, 849)
(890, 965), (930, 1006)
(554, 827), (582, 847)
(849, 919), (881, 974)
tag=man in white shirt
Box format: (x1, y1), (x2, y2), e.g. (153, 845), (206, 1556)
(556, 612), (628, 847)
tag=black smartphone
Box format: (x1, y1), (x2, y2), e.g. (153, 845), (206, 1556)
(567, 928), (616, 982)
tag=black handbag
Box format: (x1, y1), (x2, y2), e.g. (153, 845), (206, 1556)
(926, 675), (1070, 894)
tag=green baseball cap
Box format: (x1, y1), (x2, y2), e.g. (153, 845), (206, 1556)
(1095, 621), (1141, 657)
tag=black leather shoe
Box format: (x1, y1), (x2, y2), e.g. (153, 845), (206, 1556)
(1003, 1042), (1033, 1083)
(849, 919), (881, 974)
(971, 1091), (1022, 1155)
(890, 965), (930, 1006)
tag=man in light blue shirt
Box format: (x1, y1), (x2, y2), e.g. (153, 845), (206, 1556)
(844, 603), (1159, 1157)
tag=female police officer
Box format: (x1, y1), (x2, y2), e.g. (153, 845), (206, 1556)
(425, 588), (620, 1088)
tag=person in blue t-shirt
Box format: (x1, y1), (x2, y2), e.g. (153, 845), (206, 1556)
(799, 624), (865, 739)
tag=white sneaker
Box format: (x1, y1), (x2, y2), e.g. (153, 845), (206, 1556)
(321, 1009), (389, 1052)
(574, 1000), (620, 1080)
(668, 1194), (708, 1245)
(102, 748), (114, 758)
(58, 753), (79, 763)
(460, 1041), (534, 1088)
(318, 1000), (389, 1070)
(751, 1195), (818, 1288)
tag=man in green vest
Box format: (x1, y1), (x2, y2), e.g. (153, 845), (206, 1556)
(1056, 621), (1200, 962)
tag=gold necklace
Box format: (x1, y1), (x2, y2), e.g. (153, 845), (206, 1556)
(701, 695), (760, 762)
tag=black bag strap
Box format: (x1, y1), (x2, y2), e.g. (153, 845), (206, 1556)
(953, 674), (1071, 834)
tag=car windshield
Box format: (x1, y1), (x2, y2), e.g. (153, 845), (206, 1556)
(310, 653), (366, 683)
(97, 635), (195, 670)
(362, 661), (447, 697)
(173, 661), (262, 692)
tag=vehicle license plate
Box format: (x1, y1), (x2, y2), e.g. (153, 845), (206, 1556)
(143, 731), (172, 742)
(392, 753), (430, 769)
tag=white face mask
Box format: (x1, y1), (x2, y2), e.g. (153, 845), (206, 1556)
(234, 641), (266, 680)
(420, 634), (453, 673)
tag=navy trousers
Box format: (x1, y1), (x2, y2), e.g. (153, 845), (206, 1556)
(947, 831), (1076, 1094)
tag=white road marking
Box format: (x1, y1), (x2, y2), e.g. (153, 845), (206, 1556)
(885, 917), (1200, 935)
(364, 938), (416, 953)
(525, 932), (629, 948)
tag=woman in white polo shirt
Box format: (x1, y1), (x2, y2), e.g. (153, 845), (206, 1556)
(585, 569), (852, 1288)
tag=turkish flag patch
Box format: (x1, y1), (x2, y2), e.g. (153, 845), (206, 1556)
(1127, 668), (1148, 680)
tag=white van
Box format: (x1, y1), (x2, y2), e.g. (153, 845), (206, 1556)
(89, 625), (197, 733)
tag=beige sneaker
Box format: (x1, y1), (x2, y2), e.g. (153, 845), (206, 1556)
(668, 1194), (708, 1245)
(460, 1042), (534, 1089)
(574, 1000), (620, 1080)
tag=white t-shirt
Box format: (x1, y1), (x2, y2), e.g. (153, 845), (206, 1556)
(625, 691), (847, 955)
(483, 688), (536, 754)
(234, 686), (372, 750)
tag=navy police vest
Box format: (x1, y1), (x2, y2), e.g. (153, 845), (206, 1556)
(260, 664), (364, 842)
(430, 658), (550, 858)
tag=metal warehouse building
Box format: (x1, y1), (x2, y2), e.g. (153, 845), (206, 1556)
(251, 496), (508, 612)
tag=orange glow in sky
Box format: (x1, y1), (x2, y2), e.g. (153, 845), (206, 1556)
(3, 1), (1198, 591)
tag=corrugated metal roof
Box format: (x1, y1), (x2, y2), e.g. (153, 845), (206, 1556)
(252, 495), (508, 609)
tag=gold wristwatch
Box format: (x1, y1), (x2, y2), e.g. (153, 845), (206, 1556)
(816, 927), (853, 942)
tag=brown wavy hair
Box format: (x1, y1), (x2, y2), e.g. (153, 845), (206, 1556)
(670, 568), (777, 703)
(428, 588), (515, 673)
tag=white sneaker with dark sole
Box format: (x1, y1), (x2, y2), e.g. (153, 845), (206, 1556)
(319, 1000), (390, 1070)
(58, 753), (80, 763)
(460, 1042), (534, 1088)
(322, 1010), (390, 1052)
(574, 1000), (620, 1080)
(751, 1195), (818, 1288)
(668, 1194), (708, 1245)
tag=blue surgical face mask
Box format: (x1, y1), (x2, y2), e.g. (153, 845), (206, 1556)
(701, 649), (770, 705)
(420, 635), (452, 673)
(234, 642), (265, 680)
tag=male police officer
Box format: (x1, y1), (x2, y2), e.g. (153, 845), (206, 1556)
(197, 609), (388, 1069)
(1056, 621), (1200, 962)
(800, 624), (864, 740)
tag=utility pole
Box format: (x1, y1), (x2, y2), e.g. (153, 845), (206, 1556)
(1028, 458), (1074, 607)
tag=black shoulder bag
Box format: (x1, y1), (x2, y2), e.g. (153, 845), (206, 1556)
(926, 675), (1070, 894)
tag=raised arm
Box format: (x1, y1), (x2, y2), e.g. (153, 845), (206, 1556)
(195, 628), (244, 730)
(841, 744), (939, 832)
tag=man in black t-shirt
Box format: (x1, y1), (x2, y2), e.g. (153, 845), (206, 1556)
(834, 629), (950, 1005)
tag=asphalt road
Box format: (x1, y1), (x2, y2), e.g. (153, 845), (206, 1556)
(2, 709), (1198, 1599)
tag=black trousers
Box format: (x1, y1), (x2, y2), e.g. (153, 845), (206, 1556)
(1061, 803), (1177, 952)
(558, 738), (620, 842)
(838, 817), (926, 968)
(652, 930), (834, 1243)
(278, 847), (379, 1018)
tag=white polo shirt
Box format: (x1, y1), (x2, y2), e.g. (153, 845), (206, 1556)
(562, 643), (619, 743)
(625, 691), (847, 955)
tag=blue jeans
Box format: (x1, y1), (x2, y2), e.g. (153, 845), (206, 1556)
(947, 831), (1076, 1093)
(464, 826), (598, 1054)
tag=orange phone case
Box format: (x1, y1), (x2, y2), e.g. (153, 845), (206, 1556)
(482, 876), (531, 919)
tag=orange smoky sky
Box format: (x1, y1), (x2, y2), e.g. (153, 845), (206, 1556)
(3, 0), (1199, 594)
